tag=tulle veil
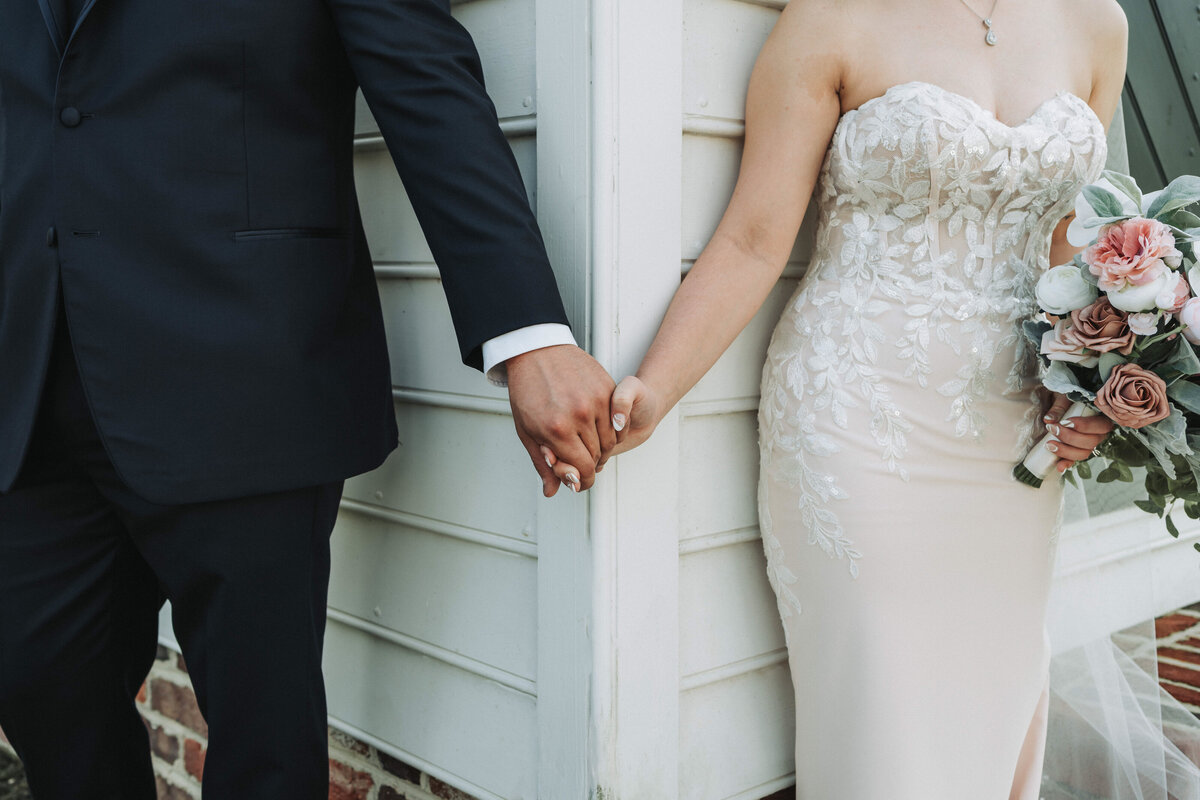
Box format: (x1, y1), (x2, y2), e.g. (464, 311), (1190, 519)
(1043, 481), (1200, 800)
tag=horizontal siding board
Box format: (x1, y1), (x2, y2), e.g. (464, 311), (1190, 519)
(679, 541), (785, 679)
(377, 278), (509, 399)
(354, 137), (537, 264)
(679, 412), (760, 540)
(354, 0), (535, 137)
(324, 621), (537, 800)
(678, 664), (795, 800)
(343, 402), (540, 543)
(329, 509), (537, 681)
(682, 0), (778, 122)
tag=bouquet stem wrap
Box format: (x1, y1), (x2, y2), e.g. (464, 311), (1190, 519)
(1013, 400), (1099, 488)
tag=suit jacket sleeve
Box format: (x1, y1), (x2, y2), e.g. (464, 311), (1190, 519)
(325, 0), (571, 370)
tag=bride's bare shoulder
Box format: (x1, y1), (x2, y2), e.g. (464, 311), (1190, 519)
(771, 0), (862, 83)
(1066, 0), (1128, 42)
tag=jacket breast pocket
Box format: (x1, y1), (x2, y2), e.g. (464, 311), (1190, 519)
(233, 228), (349, 242)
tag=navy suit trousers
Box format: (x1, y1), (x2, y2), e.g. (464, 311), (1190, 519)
(0, 308), (344, 800)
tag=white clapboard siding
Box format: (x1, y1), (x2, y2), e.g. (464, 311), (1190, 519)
(677, 0), (794, 796)
(326, 0), (551, 795)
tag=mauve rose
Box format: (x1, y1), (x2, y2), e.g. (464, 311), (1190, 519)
(1094, 363), (1171, 429)
(1061, 298), (1136, 354)
(1041, 321), (1100, 366)
(1085, 217), (1183, 291)
(1180, 297), (1200, 345)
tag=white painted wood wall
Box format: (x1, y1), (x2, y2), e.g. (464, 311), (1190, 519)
(157, 1), (1200, 798)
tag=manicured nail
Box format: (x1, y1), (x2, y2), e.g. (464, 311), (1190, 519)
(1048, 424), (1060, 436)
(1061, 419), (1075, 429)
(613, 414), (627, 432)
(544, 454), (554, 468)
(1043, 415), (1056, 423)
(565, 473), (580, 486)
(1045, 442), (1059, 453)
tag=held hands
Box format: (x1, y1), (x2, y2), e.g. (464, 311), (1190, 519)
(506, 345), (616, 497)
(539, 375), (666, 492)
(1043, 393), (1115, 474)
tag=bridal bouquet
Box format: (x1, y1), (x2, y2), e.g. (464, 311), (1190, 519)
(1015, 170), (1200, 538)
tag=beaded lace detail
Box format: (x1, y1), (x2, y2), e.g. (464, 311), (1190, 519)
(759, 82), (1106, 610)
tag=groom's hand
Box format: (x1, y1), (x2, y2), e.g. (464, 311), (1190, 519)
(506, 345), (616, 496)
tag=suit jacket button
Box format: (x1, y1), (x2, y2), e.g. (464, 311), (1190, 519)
(46, 227), (57, 247)
(60, 107), (82, 128)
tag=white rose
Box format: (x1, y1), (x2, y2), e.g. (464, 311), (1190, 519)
(1108, 269), (1173, 312)
(1156, 271), (1184, 311)
(1035, 265), (1098, 314)
(1127, 312), (1159, 336)
(1180, 298), (1200, 345)
(1187, 261), (1200, 295)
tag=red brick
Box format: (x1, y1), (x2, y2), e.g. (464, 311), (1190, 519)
(137, 682), (148, 704)
(149, 679), (208, 738)
(328, 760), (373, 800)
(148, 724), (180, 764)
(1159, 646), (1200, 666)
(1156, 661), (1200, 688)
(175, 653), (189, 673)
(1179, 637), (1200, 649)
(1156, 613), (1200, 638)
(429, 777), (481, 800)
(378, 751), (421, 784)
(1162, 681), (1200, 708)
(184, 738), (206, 782)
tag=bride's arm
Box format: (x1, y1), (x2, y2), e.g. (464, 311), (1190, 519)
(603, 2), (846, 457)
(1048, 0), (1128, 268)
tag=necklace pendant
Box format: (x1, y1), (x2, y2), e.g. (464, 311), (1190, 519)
(983, 20), (997, 46)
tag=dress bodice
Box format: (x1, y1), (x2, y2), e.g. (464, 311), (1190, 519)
(812, 81), (1107, 321)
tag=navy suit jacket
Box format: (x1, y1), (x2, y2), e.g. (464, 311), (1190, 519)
(0, 0), (570, 503)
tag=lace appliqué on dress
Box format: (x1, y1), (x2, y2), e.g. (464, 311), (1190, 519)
(759, 82), (1107, 595)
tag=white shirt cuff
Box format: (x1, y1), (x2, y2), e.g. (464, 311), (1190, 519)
(482, 323), (577, 387)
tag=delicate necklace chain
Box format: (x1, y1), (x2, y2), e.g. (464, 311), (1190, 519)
(958, 0), (1000, 46)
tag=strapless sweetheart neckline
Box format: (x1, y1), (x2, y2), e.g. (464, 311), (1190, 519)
(839, 80), (1103, 134)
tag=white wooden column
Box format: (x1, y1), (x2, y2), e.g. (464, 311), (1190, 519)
(533, 0), (595, 798)
(590, 0), (685, 797)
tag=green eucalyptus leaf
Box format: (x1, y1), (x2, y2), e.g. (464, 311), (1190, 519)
(1135, 498), (1163, 515)
(1164, 209), (1200, 232)
(1167, 380), (1200, 414)
(1146, 176), (1200, 219)
(1078, 260), (1100, 287)
(1098, 351), (1127, 382)
(1076, 459), (1093, 480)
(1084, 186), (1126, 218)
(1023, 319), (1052, 348)
(1103, 171), (1143, 209)
(1043, 361), (1096, 401)
(1167, 513), (1181, 538)
(1063, 469), (1078, 488)
(1097, 466), (1120, 483)
(1160, 336), (1200, 378)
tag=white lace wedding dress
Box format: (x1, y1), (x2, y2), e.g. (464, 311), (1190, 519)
(758, 81), (1106, 798)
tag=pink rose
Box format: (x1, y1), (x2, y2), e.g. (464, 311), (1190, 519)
(1085, 217), (1183, 291)
(1060, 298), (1136, 355)
(1127, 313), (1159, 336)
(1094, 363), (1171, 429)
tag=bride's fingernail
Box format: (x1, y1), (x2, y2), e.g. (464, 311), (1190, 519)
(613, 414), (627, 432)
(565, 473), (580, 487)
(1061, 419), (1076, 429)
(1048, 424), (1060, 436)
(1043, 415), (1056, 423)
(544, 454), (554, 468)
(1045, 442), (1059, 453)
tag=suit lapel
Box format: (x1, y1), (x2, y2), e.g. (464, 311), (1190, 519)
(35, 0), (64, 58)
(65, 0), (102, 50)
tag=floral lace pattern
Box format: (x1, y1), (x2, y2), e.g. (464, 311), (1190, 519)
(759, 82), (1106, 612)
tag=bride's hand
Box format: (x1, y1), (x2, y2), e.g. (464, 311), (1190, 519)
(538, 376), (666, 489)
(1044, 393), (1114, 474)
